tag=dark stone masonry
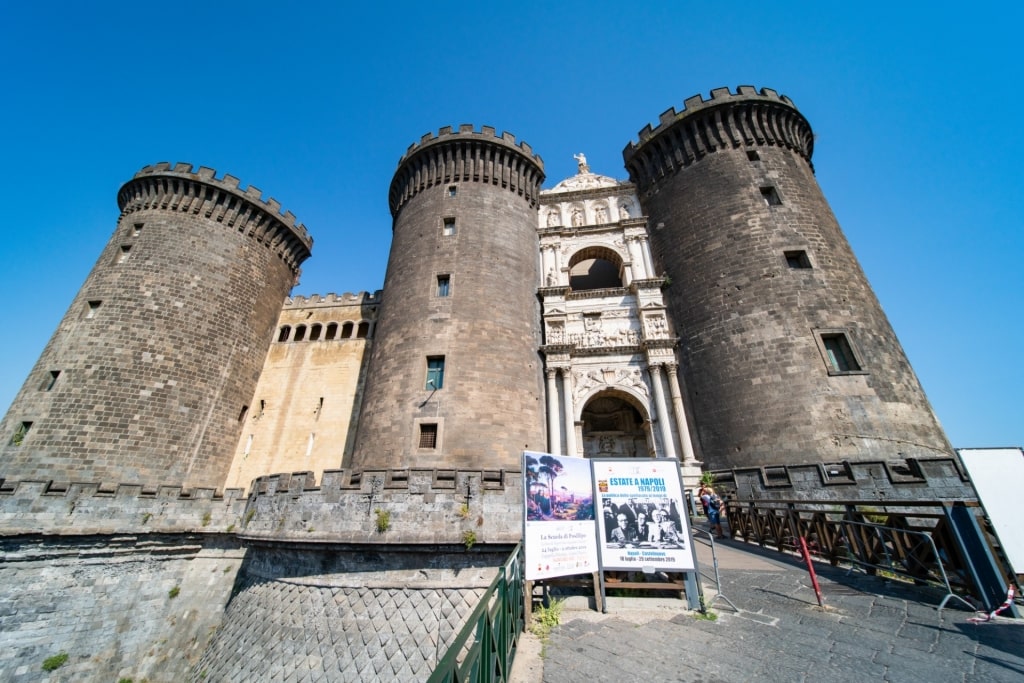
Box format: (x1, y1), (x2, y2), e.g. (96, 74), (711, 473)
(0, 87), (979, 681)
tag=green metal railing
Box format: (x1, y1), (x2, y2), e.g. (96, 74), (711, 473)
(428, 544), (524, 683)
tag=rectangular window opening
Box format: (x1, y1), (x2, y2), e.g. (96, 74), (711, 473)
(419, 423), (438, 449)
(442, 217), (456, 236)
(760, 186), (782, 206)
(426, 356), (445, 390)
(43, 370), (61, 391)
(447, 185), (457, 197)
(10, 421), (32, 446)
(436, 274), (450, 297)
(746, 150), (760, 161)
(132, 223), (144, 237)
(822, 333), (862, 373)
(238, 405), (249, 422)
(116, 245), (132, 263)
(86, 300), (101, 319)
(784, 250), (811, 269)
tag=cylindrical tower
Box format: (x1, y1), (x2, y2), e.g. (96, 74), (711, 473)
(350, 125), (546, 470)
(623, 86), (952, 470)
(0, 163), (312, 487)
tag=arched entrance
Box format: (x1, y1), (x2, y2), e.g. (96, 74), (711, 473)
(580, 391), (652, 458)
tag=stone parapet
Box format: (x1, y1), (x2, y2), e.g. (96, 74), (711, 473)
(715, 456), (976, 503)
(0, 479), (247, 536)
(283, 290), (382, 308)
(241, 468), (524, 544)
(118, 162), (312, 271)
(389, 125), (545, 216)
(623, 85), (814, 191)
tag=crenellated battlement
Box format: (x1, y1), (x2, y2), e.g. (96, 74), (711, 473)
(0, 468), (524, 544)
(118, 162), (313, 271)
(283, 290), (382, 308)
(714, 456), (975, 504)
(0, 477), (248, 536)
(623, 86), (815, 190)
(389, 125), (546, 216)
(396, 124), (544, 170)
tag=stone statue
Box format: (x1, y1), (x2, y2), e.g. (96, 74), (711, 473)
(574, 153), (590, 174)
(547, 210), (560, 227)
(594, 205), (607, 223)
(571, 206), (584, 227)
(619, 203), (631, 220)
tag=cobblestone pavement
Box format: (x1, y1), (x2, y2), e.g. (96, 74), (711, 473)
(537, 539), (1023, 682)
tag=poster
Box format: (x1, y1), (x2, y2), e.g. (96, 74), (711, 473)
(592, 459), (695, 572)
(522, 451), (600, 581)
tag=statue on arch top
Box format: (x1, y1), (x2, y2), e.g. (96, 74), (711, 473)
(574, 152), (590, 174)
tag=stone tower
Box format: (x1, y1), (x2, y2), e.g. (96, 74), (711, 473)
(623, 87), (952, 470)
(350, 126), (547, 470)
(0, 163), (312, 487)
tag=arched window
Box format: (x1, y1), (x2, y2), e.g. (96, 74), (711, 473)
(294, 325), (307, 342)
(568, 246), (624, 290)
(309, 324), (322, 341)
(356, 322), (370, 339)
(325, 323), (338, 340)
(277, 326), (291, 342)
(341, 322), (354, 339)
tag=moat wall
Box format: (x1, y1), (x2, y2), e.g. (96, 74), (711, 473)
(0, 468), (522, 681)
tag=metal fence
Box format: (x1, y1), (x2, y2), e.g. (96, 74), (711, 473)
(725, 498), (1016, 614)
(428, 544), (524, 683)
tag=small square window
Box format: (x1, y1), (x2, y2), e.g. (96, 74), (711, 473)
(418, 423), (438, 449)
(447, 186), (457, 197)
(116, 245), (132, 263)
(442, 218), (456, 236)
(784, 250), (811, 269)
(821, 333), (862, 373)
(86, 300), (101, 319)
(426, 356), (445, 390)
(746, 150), (760, 161)
(436, 274), (450, 297)
(760, 187), (782, 206)
(10, 421), (32, 446)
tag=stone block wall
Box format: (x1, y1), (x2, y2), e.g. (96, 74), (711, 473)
(0, 534), (245, 683)
(241, 468), (524, 544)
(352, 126), (548, 471)
(625, 87), (952, 469)
(718, 456), (976, 504)
(0, 164), (312, 489)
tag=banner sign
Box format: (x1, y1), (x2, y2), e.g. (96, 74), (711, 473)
(522, 451), (600, 581)
(591, 459), (695, 572)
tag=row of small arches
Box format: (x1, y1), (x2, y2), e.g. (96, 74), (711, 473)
(277, 321), (373, 343)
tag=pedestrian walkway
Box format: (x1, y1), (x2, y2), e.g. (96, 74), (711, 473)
(515, 537), (1023, 682)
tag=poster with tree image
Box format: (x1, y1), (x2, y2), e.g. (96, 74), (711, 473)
(522, 451), (600, 580)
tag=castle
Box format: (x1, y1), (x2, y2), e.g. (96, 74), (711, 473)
(0, 86), (969, 681)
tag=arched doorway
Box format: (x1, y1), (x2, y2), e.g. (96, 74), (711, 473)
(580, 391), (652, 458)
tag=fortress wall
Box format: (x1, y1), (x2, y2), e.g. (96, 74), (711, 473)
(224, 293), (380, 488)
(0, 534), (245, 683)
(626, 87), (952, 469)
(0, 164), (312, 489)
(716, 455), (975, 503)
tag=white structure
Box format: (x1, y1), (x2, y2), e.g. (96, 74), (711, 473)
(538, 162), (701, 482)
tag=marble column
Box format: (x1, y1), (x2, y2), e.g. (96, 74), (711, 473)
(561, 368), (578, 457)
(648, 364), (677, 460)
(546, 368), (562, 454)
(665, 363), (696, 463)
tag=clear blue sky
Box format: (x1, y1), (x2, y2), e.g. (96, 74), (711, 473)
(0, 1), (1020, 449)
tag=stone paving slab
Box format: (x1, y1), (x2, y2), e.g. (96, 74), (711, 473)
(529, 538), (1024, 683)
